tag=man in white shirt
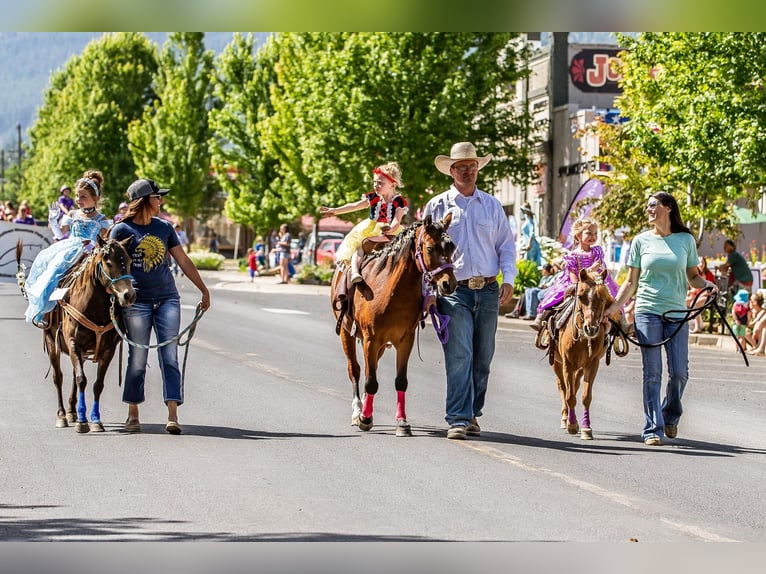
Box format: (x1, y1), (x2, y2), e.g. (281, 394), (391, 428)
(422, 142), (516, 440)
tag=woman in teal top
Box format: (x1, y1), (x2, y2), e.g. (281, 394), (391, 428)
(604, 192), (716, 446)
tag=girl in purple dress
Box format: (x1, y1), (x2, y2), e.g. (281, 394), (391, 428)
(531, 218), (619, 331)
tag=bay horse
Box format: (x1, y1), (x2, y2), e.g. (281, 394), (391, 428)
(330, 214), (456, 436)
(18, 236), (136, 432)
(546, 268), (620, 440)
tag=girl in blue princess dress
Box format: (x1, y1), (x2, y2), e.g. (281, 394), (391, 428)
(24, 170), (112, 328)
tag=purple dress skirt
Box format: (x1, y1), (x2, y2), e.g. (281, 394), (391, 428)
(537, 246), (618, 313)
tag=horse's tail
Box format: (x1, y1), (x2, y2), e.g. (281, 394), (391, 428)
(15, 239), (29, 301)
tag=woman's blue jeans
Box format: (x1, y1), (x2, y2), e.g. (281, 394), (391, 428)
(634, 312), (689, 440)
(436, 282), (499, 427)
(122, 297), (183, 405)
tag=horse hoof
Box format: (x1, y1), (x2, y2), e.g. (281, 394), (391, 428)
(74, 421), (90, 434)
(581, 428), (593, 440)
(89, 422), (105, 432)
(358, 415), (373, 431)
(351, 415), (361, 427)
(67, 413), (77, 423)
(56, 418), (69, 428)
(395, 420), (412, 437)
(567, 423), (579, 435)
(560, 419), (567, 429)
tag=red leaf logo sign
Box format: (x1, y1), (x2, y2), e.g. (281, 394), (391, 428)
(570, 57), (585, 84)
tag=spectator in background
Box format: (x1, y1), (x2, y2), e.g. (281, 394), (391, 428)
(276, 223), (291, 284)
(520, 202), (541, 267)
(247, 247), (258, 282)
(175, 223), (190, 252)
(732, 289), (751, 350)
(4, 201), (15, 221)
(208, 231), (218, 253)
(746, 292), (766, 355)
(253, 236), (267, 268)
(718, 239), (753, 292)
(113, 201), (129, 223)
(14, 203), (35, 225)
(519, 263), (558, 320)
(57, 184), (74, 216)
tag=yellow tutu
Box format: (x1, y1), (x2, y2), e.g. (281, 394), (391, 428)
(335, 219), (404, 264)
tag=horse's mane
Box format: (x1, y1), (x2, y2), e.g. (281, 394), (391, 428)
(367, 221), (422, 272)
(62, 244), (105, 292)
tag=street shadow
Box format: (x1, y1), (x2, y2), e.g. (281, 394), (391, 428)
(102, 422), (356, 441)
(419, 426), (766, 458)
(0, 506), (443, 541)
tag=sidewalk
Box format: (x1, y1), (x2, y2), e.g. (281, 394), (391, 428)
(201, 263), (737, 351)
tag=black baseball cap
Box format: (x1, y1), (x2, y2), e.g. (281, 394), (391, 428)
(126, 178), (170, 201)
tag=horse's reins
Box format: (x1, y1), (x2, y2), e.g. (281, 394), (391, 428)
(109, 297), (207, 386)
(608, 285), (749, 367)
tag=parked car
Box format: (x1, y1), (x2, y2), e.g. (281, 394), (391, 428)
(304, 231), (345, 264)
(316, 238), (343, 265)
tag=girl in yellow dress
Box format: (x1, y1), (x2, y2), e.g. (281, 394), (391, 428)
(320, 162), (408, 283)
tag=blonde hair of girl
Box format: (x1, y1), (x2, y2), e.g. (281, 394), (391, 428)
(570, 217), (599, 247)
(375, 161), (404, 188)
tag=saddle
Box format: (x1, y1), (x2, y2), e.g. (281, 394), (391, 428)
(332, 235), (394, 338)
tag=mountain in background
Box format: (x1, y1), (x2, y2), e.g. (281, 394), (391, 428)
(0, 32), (621, 150)
(0, 32), (270, 148)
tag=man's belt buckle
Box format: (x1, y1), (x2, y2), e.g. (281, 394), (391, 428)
(468, 276), (486, 290)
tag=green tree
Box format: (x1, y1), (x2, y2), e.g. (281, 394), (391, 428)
(211, 33), (536, 248)
(23, 33), (158, 216)
(208, 33), (286, 236)
(594, 33), (766, 241)
(128, 32), (216, 229)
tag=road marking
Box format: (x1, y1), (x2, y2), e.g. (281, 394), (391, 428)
(459, 441), (739, 542)
(261, 308), (310, 315)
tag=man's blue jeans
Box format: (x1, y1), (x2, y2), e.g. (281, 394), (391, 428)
(122, 297), (183, 405)
(634, 312), (689, 440)
(437, 282), (499, 427)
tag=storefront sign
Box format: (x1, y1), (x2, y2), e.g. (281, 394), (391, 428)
(569, 49), (622, 93)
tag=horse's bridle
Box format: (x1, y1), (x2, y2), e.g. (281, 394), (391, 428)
(413, 225), (454, 286)
(413, 225), (454, 344)
(95, 245), (134, 294)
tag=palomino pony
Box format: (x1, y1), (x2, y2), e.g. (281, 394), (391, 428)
(18, 236), (136, 432)
(330, 214), (456, 436)
(546, 268), (619, 440)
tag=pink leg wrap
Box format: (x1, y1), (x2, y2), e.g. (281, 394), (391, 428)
(568, 408), (577, 424)
(362, 394), (375, 419)
(396, 391), (406, 420)
(582, 409), (591, 429)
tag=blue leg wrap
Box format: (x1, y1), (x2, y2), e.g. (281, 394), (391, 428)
(77, 391), (87, 422)
(91, 401), (101, 423)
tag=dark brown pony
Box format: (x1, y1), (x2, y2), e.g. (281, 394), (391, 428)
(19, 236), (136, 432)
(330, 214), (456, 436)
(547, 268), (618, 440)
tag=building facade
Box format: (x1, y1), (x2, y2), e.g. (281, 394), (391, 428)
(497, 33), (624, 252)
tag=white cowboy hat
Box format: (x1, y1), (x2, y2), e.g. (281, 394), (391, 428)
(434, 142), (493, 176)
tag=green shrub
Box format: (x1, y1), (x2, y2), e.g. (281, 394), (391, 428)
(512, 259), (542, 292)
(295, 264), (335, 285)
(187, 250), (226, 270)
(236, 257), (247, 271)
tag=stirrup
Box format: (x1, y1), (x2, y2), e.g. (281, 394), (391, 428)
(350, 272), (363, 284)
(32, 317), (49, 330)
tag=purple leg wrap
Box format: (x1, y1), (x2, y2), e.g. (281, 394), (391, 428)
(582, 409), (591, 429)
(568, 408), (577, 425)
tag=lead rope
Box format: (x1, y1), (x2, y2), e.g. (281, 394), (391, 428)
(608, 286), (749, 367)
(109, 297), (207, 385)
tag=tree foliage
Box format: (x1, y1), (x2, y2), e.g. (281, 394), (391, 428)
(128, 32), (216, 226)
(23, 33), (158, 216)
(212, 33), (536, 236)
(592, 33), (766, 242)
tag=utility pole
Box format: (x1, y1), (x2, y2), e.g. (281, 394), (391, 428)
(16, 123), (22, 177)
(1, 149), (5, 196)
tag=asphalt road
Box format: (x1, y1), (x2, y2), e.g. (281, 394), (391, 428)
(0, 271), (764, 544)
